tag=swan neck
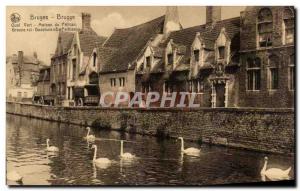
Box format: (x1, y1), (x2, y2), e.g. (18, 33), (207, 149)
(87, 129), (90, 137)
(261, 160), (267, 174)
(120, 141), (124, 156)
(93, 146), (97, 161)
(180, 138), (184, 152)
(46, 140), (49, 148)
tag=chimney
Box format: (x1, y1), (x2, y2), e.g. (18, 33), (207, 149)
(33, 52), (38, 59)
(82, 12), (91, 30)
(163, 6), (181, 34)
(206, 6), (221, 24)
(17, 51), (24, 66)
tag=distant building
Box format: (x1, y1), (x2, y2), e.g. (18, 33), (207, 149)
(6, 51), (43, 102)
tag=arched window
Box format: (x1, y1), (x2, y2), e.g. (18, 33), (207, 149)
(247, 57), (261, 90)
(268, 55), (279, 90)
(283, 7), (294, 44)
(257, 8), (273, 47)
(93, 52), (97, 67)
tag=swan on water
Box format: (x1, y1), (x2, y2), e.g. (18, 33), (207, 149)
(84, 127), (96, 142)
(46, 139), (59, 152)
(91, 145), (111, 169)
(178, 137), (200, 156)
(7, 171), (22, 182)
(260, 156), (291, 181)
(120, 140), (135, 159)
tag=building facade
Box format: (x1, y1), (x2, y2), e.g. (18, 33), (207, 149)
(35, 66), (53, 105)
(48, 6), (295, 109)
(6, 51), (43, 102)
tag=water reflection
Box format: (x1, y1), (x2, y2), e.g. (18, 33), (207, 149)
(6, 114), (294, 185)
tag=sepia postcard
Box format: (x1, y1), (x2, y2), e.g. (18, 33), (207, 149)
(6, 6), (295, 186)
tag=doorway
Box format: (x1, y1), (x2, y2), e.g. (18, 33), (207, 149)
(215, 83), (225, 107)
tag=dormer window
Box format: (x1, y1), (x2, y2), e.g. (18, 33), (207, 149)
(93, 52), (97, 67)
(194, 49), (200, 62)
(257, 8), (273, 48)
(167, 53), (173, 65)
(283, 7), (294, 45)
(146, 56), (151, 68)
(218, 46), (225, 60)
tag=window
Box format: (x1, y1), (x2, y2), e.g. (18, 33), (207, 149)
(110, 78), (116, 87)
(167, 53), (173, 65)
(197, 80), (204, 93)
(283, 7), (294, 44)
(257, 8), (273, 47)
(142, 83), (150, 93)
(146, 56), (151, 68)
(289, 54), (295, 90)
(218, 46), (225, 59)
(119, 77), (125, 87)
(247, 58), (261, 90)
(24, 92), (27, 98)
(194, 49), (200, 62)
(72, 60), (76, 80)
(93, 52), (97, 67)
(188, 80), (204, 93)
(140, 62), (144, 71)
(17, 92), (22, 98)
(269, 68), (279, 90)
(164, 81), (172, 93)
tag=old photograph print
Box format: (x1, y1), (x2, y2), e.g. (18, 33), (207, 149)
(6, 6), (295, 186)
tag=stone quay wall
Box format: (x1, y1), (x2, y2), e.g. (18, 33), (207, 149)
(6, 102), (294, 154)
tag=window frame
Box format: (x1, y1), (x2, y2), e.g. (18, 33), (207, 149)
(246, 58), (261, 91)
(257, 8), (273, 48)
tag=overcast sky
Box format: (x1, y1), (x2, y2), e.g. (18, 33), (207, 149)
(7, 6), (245, 64)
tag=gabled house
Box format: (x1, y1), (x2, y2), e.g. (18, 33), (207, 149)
(50, 31), (74, 105)
(65, 13), (106, 106)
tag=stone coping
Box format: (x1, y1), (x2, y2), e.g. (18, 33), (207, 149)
(7, 101), (294, 113)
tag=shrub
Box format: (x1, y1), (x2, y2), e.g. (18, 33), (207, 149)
(91, 118), (111, 130)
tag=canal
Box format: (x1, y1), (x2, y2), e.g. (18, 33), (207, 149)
(6, 114), (294, 186)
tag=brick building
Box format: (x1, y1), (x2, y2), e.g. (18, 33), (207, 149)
(49, 13), (106, 106)
(238, 7), (295, 108)
(6, 51), (43, 102)
(50, 32), (74, 105)
(49, 6), (294, 109)
(98, 6), (294, 108)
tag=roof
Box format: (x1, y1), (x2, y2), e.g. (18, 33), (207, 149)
(100, 15), (165, 73)
(53, 32), (74, 58)
(78, 29), (107, 56)
(10, 55), (40, 64)
(157, 17), (241, 74)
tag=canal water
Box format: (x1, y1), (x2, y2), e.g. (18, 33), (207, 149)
(6, 114), (294, 186)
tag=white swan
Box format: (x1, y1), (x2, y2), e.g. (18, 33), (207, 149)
(120, 140), (135, 159)
(261, 156), (291, 181)
(7, 171), (22, 182)
(84, 127), (95, 142)
(91, 145), (111, 169)
(46, 139), (59, 152)
(178, 137), (200, 156)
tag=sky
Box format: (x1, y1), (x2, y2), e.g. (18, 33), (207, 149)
(6, 6), (245, 64)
